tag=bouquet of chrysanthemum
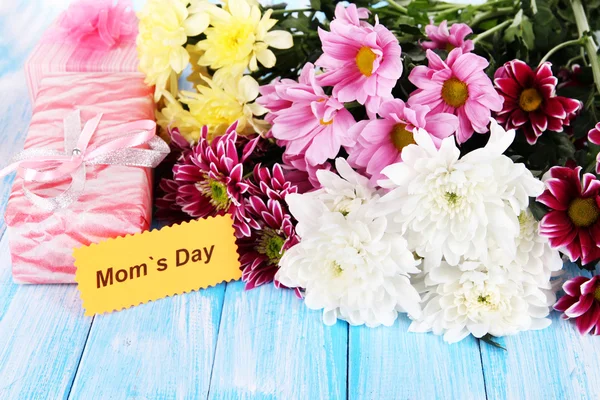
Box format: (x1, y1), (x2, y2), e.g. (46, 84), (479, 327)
(137, 0), (600, 343)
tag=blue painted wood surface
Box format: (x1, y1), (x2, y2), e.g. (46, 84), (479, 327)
(0, 1), (599, 399)
(209, 281), (348, 400)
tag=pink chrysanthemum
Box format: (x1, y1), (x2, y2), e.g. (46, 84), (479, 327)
(421, 20), (474, 53)
(554, 276), (600, 336)
(237, 164), (300, 293)
(494, 60), (581, 144)
(315, 3), (403, 115)
(408, 48), (503, 143)
(255, 77), (294, 124)
(281, 153), (330, 192)
(588, 123), (600, 173)
(347, 99), (458, 183)
(257, 63), (356, 167)
(331, 1), (370, 27)
(537, 166), (600, 265)
(171, 123), (257, 237)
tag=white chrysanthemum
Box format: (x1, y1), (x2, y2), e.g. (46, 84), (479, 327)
(276, 160), (421, 327)
(409, 257), (555, 343)
(503, 209), (563, 288)
(305, 158), (378, 215)
(378, 119), (544, 268)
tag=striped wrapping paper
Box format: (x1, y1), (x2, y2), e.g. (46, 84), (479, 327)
(4, 72), (155, 284)
(24, 16), (140, 102)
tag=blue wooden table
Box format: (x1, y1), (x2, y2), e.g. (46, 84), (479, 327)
(1, 1), (599, 399)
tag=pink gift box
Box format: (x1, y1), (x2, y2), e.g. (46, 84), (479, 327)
(24, 0), (140, 101)
(5, 72), (155, 284)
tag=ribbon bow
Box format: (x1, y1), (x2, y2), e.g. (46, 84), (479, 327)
(0, 110), (169, 212)
(54, 0), (137, 49)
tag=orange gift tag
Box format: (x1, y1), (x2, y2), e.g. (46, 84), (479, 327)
(74, 216), (241, 315)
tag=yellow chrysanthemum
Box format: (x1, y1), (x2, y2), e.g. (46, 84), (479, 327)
(185, 44), (212, 88)
(195, 0), (293, 79)
(180, 75), (269, 140)
(222, 0), (260, 9)
(156, 91), (204, 143)
(137, 0), (211, 101)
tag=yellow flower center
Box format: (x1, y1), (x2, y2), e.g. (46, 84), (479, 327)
(331, 262), (343, 277)
(594, 285), (600, 302)
(197, 177), (231, 212)
(441, 77), (469, 108)
(445, 191), (459, 206)
(445, 43), (456, 52)
(390, 124), (415, 152)
(256, 228), (286, 265)
(320, 118), (334, 125)
(519, 88), (543, 112)
(355, 47), (377, 77)
(568, 197), (599, 228)
(202, 19), (256, 67)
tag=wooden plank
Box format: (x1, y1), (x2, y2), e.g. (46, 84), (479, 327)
(208, 281), (348, 400)
(0, 235), (93, 400)
(0, 0), (72, 236)
(68, 284), (227, 399)
(480, 263), (600, 400)
(0, 1), (70, 75)
(0, 69), (33, 238)
(348, 317), (487, 399)
(0, 3), (94, 398)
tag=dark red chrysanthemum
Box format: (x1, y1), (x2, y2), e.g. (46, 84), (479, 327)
(494, 60), (581, 144)
(588, 123), (600, 174)
(154, 178), (191, 224)
(236, 164), (300, 294)
(558, 64), (584, 89)
(537, 166), (600, 265)
(554, 275), (600, 335)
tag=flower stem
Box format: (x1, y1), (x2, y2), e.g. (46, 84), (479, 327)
(470, 8), (515, 27)
(386, 0), (407, 14)
(567, 54), (584, 68)
(570, 0), (600, 95)
(271, 8), (313, 15)
(472, 20), (512, 45)
(538, 38), (585, 67)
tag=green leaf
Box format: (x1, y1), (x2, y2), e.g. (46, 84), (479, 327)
(480, 334), (506, 351)
(309, 0), (321, 11)
(548, 131), (576, 161)
(504, 10), (535, 50)
(529, 198), (548, 221)
(397, 24), (422, 36)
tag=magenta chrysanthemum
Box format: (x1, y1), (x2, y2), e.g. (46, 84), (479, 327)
(237, 164), (300, 291)
(257, 63), (356, 167)
(248, 163), (298, 201)
(408, 48), (503, 143)
(347, 99), (458, 183)
(315, 3), (403, 115)
(554, 276), (600, 335)
(170, 123), (256, 237)
(422, 20), (474, 53)
(494, 60), (581, 144)
(537, 166), (600, 265)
